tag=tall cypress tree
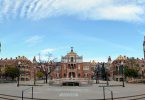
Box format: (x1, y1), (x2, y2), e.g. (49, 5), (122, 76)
(101, 63), (106, 80)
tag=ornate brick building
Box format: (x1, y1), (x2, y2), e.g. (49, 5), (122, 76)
(0, 56), (32, 81)
(112, 55), (145, 81)
(111, 55), (127, 81)
(50, 47), (94, 86)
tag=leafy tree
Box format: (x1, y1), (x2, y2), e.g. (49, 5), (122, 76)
(36, 71), (44, 79)
(5, 67), (19, 80)
(124, 67), (138, 78)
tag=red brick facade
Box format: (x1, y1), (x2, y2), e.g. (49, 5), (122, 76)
(51, 48), (93, 80)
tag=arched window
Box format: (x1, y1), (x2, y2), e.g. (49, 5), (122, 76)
(72, 72), (75, 77)
(69, 72), (75, 78)
(78, 73), (80, 78)
(71, 57), (74, 62)
(86, 74), (88, 77)
(64, 73), (66, 78)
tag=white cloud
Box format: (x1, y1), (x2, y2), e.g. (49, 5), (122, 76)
(12, 0), (22, 18)
(40, 48), (55, 55)
(34, 48), (56, 62)
(0, 0), (145, 22)
(26, 35), (44, 45)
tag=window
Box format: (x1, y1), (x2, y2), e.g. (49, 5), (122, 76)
(56, 67), (59, 71)
(71, 64), (74, 69)
(64, 65), (66, 70)
(120, 78), (123, 81)
(78, 73), (80, 78)
(78, 65), (80, 70)
(71, 57), (74, 62)
(83, 66), (89, 70)
(116, 78), (118, 81)
(64, 73), (66, 78)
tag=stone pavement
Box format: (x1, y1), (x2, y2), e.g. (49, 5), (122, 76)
(0, 81), (145, 100)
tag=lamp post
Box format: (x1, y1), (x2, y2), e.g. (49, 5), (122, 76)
(17, 61), (21, 87)
(46, 71), (48, 84)
(121, 61), (125, 87)
(95, 66), (99, 84)
(34, 67), (36, 85)
(43, 65), (48, 84)
(48, 66), (51, 84)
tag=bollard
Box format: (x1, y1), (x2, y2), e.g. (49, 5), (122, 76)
(32, 86), (33, 99)
(22, 90), (23, 100)
(103, 86), (105, 100)
(22, 87), (34, 100)
(111, 91), (113, 100)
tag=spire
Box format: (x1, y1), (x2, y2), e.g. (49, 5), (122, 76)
(108, 56), (111, 61)
(71, 47), (74, 52)
(38, 53), (41, 63)
(108, 56), (112, 64)
(33, 56), (37, 63)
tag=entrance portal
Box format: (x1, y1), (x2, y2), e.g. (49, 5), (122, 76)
(69, 72), (75, 78)
(62, 82), (79, 86)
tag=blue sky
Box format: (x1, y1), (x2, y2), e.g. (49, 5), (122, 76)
(0, 0), (145, 62)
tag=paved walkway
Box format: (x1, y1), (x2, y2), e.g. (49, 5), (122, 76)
(0, 81), (145, 100)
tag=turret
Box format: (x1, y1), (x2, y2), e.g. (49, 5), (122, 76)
(33, 56), (37, 64)
(108, 56), (112, 64)
(71, 47), (74, 52)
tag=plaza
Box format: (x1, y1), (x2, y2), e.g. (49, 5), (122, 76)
(0, 81), (145, 100)
(1, 0), (145, 100)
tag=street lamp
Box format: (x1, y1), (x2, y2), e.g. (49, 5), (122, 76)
(46, 71), (48, 84)
(17, 61), (21, 87)
(43, 65), (48, 84)
(95, 66), (99, 84)
(34, 66), (36, 85)
(121, 61), (125, 87)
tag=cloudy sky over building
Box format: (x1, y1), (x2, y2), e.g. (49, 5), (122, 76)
(1, 0), (145, 62)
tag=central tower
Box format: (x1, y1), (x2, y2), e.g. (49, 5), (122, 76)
(61, 47), (83, 79)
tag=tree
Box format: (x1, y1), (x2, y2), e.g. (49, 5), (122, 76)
(101, 63), (106, 80)
(124, 67), (138, 78)
(5, 67), (19, 80)
(36, 71), (44, 79)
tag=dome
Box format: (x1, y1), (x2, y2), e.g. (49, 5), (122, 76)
(91, 60), (97, 64)
(17, 56), (28, 60)
(117, 55), (127, 61)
